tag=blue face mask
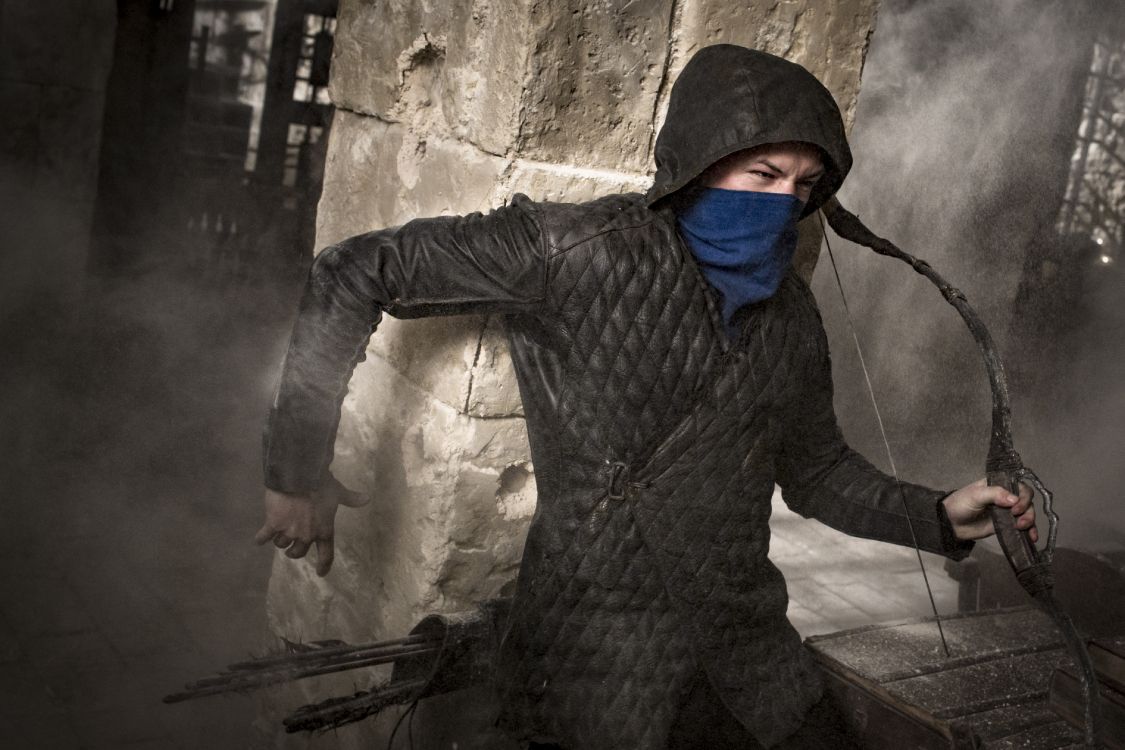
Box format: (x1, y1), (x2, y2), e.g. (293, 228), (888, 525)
(675, 187), (805, 337)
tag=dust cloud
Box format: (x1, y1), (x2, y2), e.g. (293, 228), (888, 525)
(816, 0), (1124, 551)
(0, 129), (306, 749)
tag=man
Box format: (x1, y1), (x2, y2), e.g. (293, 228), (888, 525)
(256, 45), (1034, 748)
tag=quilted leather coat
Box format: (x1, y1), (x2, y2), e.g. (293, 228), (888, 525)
(264, 46), (973, 748)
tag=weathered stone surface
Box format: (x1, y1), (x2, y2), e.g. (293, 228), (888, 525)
(497, 158), (650, 204)
(314, 109), (514, 413)
(316, 111), (509, 246)
(332, 0), (527, 156)
(366, 316), (480, 413)
(268, 354), (533, 639)
(441, 0), (534, 156)
(315, 112), (403, 243)
(465, 315), (525, 418)
(515, 0), (674, 172)
(657, 0), (881, 137)
(329, 0), (453, 121)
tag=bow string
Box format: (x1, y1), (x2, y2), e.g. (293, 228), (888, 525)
(818, 196), (1102, 747)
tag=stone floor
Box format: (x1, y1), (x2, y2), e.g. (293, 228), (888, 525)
(770, 492), (960, 638)
(0, 267), (968, 749)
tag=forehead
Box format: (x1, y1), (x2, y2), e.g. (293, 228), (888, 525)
(723, 141), (824, 170)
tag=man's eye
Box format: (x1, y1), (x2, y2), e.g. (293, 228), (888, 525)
(750, 171), (774, 179)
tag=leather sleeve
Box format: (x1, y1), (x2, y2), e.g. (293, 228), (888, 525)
(774, 325), (974, 561)
(263, 197), (548, 494)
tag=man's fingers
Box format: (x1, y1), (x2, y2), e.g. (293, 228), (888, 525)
(315, 539), (335, 577)
(286, 540), (312, 559)
(254, 524), (276, 545)
(972, 484), (1017, 512)
(273, 533), (293, 549)
(1016, 506), (1036, 528)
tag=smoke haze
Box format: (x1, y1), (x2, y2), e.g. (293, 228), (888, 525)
(816, 0), (1124, 552)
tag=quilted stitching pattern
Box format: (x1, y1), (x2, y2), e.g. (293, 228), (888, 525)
(495, 197), (830, 749)
(266, 189), (961, 749)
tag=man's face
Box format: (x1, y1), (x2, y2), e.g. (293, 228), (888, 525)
(702, 141), (825, 204)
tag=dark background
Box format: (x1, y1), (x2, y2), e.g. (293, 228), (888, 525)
(0, 0), (1121, 747)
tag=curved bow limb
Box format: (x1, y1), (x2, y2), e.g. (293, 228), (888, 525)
(820, 196), (1102, 748)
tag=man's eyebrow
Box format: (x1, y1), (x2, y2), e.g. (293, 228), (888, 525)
(756, 159), (784, 175)
(754, 159), (825, 180)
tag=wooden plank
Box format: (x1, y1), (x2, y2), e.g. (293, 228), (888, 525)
(1049, 665), (1125, 749)
(806, 609), (1107, 748)
(821, 668), (956, 750)
(981, 720), (1084, 750)
(1091, 637), (1125, 694)
(807, 607), (1062, 684)
(949, 702), (1068, 744)
(887, 650), (1069, 720)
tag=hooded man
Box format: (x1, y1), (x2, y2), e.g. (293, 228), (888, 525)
(256, 45), (1035, 749)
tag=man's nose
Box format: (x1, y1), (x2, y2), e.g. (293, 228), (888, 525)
(774, 180), (799, 196)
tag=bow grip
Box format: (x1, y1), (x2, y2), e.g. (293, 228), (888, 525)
(987, 470), (1053, 597)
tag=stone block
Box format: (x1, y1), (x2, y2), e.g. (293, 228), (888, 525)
(316, 110), (509, 247)
(367, 315), (480, 414)
(465, 314), (524, 418)
(516, 0), (675, 173)
(316, 113), (402, 245)
(786, 600), (834, 637)
(497, 158), (650, 205)
(329, 0), (454, 120)
(657, 0), (880, 137)
(314, 109), (519, 413)
(331, 0), (672, 169)
(440, 0), (534, 156)
(270, 353), (535, 644)
(402, 133), (512, 218)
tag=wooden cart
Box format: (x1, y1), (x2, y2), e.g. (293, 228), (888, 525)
(806, 606), (1120, 749)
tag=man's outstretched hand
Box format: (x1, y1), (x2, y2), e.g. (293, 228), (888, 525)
(255, 477), (369, 576)
(942, 478), (1036, 543)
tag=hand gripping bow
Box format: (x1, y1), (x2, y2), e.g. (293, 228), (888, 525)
(820, 196), (1103, 748)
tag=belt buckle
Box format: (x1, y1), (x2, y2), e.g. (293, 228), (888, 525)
(607, 461), (629, 500)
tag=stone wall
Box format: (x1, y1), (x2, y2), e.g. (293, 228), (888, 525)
(0, 0), (117, 315)
(261, 1), (880, 746)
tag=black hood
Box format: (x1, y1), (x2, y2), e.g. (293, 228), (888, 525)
(646, 44), (852, 217)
